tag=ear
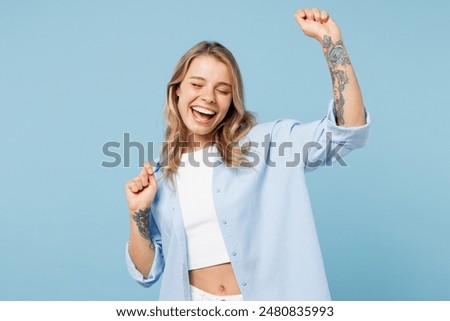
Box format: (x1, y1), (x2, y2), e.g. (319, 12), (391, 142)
(176, 86), (180, 96)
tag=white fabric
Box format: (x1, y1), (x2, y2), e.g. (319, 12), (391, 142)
(176, 145), (230, 270)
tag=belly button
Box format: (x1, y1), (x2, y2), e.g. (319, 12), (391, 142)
(219, 285), (226, 293)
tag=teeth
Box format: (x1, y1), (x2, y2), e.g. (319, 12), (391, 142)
(192, 106), (216, 115)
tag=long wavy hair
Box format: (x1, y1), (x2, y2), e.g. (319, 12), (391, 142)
(160, 41), (256, 182)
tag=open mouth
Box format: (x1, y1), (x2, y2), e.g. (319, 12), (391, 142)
(191, 106), (216, 123)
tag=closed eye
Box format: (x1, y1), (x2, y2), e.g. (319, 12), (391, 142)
(217, 89), (231, 95)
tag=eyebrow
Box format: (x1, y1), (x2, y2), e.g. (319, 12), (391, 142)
(189, 76), (232, 88)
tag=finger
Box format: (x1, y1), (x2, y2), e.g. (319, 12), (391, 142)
(312, 8), (321, 22)
(143, 161), (154, 176)
(305, 8), (314, 20)
(148, 167), (158, 187)
(139, 164), (149, 185)
(127, 180), (139, 193)
(294, 10), (307, 28)
(133, 177), (143, 190)
(295, 9), (306, 19)
(321, 10), (329, 23)
(139, 171), (149, 187)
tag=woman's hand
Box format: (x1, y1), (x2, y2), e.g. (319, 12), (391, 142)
(294, 8), (341, 44)
(125, 162), (158, 213)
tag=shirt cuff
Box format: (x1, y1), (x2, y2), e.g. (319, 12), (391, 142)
(325, 99), (371, 150)
(125, 242), (163, 287)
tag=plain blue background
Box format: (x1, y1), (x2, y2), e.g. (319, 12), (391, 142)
(1, 0), (449, 300)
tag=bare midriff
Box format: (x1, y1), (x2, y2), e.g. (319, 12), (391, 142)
(189, 262), (241, 295)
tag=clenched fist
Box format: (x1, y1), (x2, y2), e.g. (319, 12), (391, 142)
(294, 8), (342, 44)
(125, 162), (158, 213)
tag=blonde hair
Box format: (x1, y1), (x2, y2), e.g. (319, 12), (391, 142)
(161, 41), (256, 182)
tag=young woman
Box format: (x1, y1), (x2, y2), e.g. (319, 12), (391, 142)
(125, 8), (370, 301)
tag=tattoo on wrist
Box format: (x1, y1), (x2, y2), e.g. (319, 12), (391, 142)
(323, 35), (351, 125)
(323, 35), (351, 68)
(132, 208), (151, 240)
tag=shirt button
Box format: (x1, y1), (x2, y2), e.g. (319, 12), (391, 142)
(216, 188), (221, 193)
(241, 281), (247, 287)
(232, 251), (237, 256)
(222, 220), (228, 225)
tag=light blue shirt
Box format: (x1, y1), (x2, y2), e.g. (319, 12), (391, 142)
(126, 101), (370, 300)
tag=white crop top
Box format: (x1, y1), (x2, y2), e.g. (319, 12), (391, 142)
(176, 145), (230, 270)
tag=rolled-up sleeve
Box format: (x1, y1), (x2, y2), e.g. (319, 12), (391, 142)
(125, 241), (164, 287)
(290, 99), (371, 172)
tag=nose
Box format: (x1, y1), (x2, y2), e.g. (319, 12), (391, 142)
(200, 87), (216, 104)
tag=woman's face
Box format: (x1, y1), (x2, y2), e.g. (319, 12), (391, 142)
(176, 55), (233, 147)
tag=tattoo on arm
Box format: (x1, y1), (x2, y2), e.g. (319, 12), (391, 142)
(332, 70), (349, 125)
(323, 35), (351, 125)
(323, 35), (351, 68)
(132, 208), (155, 250)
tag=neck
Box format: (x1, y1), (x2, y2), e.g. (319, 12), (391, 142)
(181, 135), (214, 153)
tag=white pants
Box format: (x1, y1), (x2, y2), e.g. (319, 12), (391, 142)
(190, 285), (244, 301)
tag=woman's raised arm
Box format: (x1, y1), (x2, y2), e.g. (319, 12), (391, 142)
(295, 8), (366, 127)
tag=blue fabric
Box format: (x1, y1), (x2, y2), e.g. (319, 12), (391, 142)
(126, 100), (371, 300)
